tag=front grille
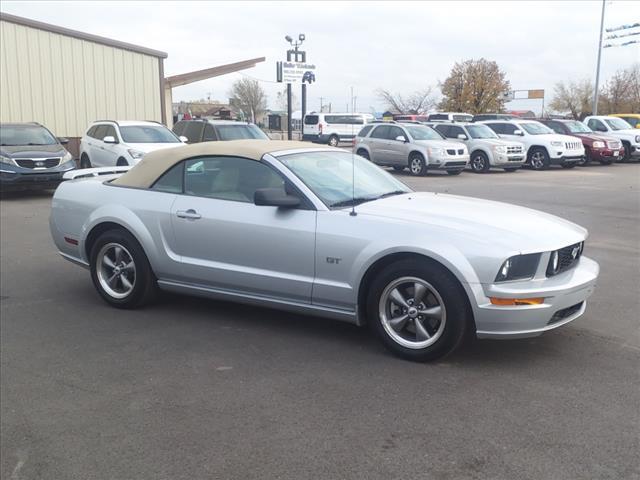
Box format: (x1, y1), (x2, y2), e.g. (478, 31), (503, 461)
(564, 141), (582, 150)
(457, 149), (464, 155)
(445, 161), (467, 167)
(507, 146), (523, 154)
(548, 302), (584, 325)
(446, 149), (456, 155)
(14, 158), (60, 169)
(607, 140), (621, 149)
(546, 242), (583, 277)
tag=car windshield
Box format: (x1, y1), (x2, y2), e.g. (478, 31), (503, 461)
(120, 125), (181, 143)
(520, 122), (553, 135)
(466, 125), (499, 139)
(604, 118), (632, 131)
(0, 125), (58, 146)
(277, 151), (411, 208)
(215, 124), (269, 140)
(453, 114), (473, 122)
(405, 126), (442, 140)
(565, 121), (592, 134)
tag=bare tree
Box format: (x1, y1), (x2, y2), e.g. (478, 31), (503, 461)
(438, 59), (510, 114)
(599, 63), (640, 114)
(228, 78), (267, 123)
(549, 79), (594, 119)
(276, 87), (300, 112)
(376, 87), (436, 114)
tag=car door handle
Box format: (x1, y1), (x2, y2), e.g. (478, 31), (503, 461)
(176, 209), (202, 220)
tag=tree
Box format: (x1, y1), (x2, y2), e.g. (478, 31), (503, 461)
(276, 87), (300, 111)
(438, 58), (510, 114)
(549, 79), (594, 119)
(375, 87), (435, 114)
(228, 78), (267, 123)
(599, 63), (640, 114)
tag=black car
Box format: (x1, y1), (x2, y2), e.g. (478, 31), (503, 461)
(172, 120), (270, 143)
(0, 123), (76, 191)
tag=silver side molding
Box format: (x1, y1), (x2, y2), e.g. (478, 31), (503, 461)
(63, 166), (131, 180)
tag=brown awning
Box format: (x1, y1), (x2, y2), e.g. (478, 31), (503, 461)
(165, 57), (266, 88)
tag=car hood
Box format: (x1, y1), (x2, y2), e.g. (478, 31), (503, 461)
(474, 138), (522, 147)
(414, 139), (465, 150)
(572, 133), (617, 142)
(607, 129), (639, 140)
(127, 143), (184, 154)
(357, 192), (586, 253)
(1, 144), (67, 158)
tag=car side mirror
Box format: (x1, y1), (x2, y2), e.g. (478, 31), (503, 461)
(395, 135), (409, 143)
(57, 137), (69, 144)
(513, 130), (524, 136)
(103, 135), (118, 144)
(179, 136), (189, 143)
(254, 188), (300, 208)
(457, 134), (468, 140)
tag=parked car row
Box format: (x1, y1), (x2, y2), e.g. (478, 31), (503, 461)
(351, 115), (639, 175)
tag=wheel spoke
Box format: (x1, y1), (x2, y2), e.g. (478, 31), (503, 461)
(102, 256), (115, 269)
(122, 261), (135, 272)
(390, 288), (409, 308)
(388, 314), (409, 332)
(107, 272), (119, 286)
(120, 274), (133, 291)
(114, 246), (123, 264)
(414, 318), (431, 341)
(413, 282), (427, 304)
(418, 305), (442, 320)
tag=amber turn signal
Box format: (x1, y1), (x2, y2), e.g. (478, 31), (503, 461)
(490, 297), (545, 306)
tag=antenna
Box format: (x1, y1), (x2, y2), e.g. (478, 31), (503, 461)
(350, 91), (357, 216)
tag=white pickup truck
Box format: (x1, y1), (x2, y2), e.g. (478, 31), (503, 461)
(583, 115), (640, 162)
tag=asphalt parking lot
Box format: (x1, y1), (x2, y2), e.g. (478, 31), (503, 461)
(1, 164), (639, 480)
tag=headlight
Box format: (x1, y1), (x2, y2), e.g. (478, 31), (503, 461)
(61, 151), (74, 163)
(635, 135), (640, 143)
(495, 253), (541, 282)
(428, 147), (443, 156)
(592, 141), (605, 149)
(128, 149), (145, 159)
(550, 141), (563, 147)
(0, 154), (13, 165)
(493, 145), (507, 153)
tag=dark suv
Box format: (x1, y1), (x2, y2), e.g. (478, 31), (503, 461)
(0, 123), (76, 191)
(172, 120), (269, 143)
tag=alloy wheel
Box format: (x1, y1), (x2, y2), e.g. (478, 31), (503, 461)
(96, 242), (136, 299)
(410, 157), (422, 174)
(531, 152), (545, 169)
(472, 154), (486, 171)
(378, 276), (446, 349)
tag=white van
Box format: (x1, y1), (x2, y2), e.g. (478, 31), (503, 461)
(303, 112), (375, 146)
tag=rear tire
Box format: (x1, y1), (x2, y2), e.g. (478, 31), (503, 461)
(328, 135), (340, 147)
(366, 258), (469, 362)
(470, 151), (490, 173)
(357, 149), (370, 160)
(393, 166), (405, 172)
(408, 153), (427, 176)
(80, 153), (91, 169)
(528, 147), (550, 170)
(89, 229), (158, 309)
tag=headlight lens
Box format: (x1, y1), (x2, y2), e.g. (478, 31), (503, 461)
(493, 145), (507, 153)
(550, 141), (563, 147)
(635, 135), (640, 143)
(428, 147), (443, 156)
(0, 154), (13, 165)
(592, 141), (605, 149)
(495, 253), (541, 282)
(61, 151), (74, 163)
(128, 149), (145, 159)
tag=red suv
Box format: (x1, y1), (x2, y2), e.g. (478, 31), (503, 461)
(539, 119), (623, 165)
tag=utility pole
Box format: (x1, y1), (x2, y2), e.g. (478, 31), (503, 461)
(319, 97), (324, 112)
(592, 0), (606, 115)
(284, 34), (307, 140)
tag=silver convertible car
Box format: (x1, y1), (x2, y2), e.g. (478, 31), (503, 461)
(50, 140), (599, 361)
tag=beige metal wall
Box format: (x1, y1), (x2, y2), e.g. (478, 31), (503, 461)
(0, 19), (162, 138)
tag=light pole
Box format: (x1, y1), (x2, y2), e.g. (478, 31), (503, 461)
(592, 0), (606, 115)
(285, 34), (306, 140)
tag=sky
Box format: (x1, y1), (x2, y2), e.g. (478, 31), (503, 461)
(2, 0), (639, 114)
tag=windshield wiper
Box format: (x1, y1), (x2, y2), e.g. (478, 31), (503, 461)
(330, 197), (375, 208)
(374, 190), (408, 200)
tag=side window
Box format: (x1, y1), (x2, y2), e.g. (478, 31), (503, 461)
(449, 126), (465, 138)
(184, 122), (205, 143)
(486, 123), (503, 134)
(588, 119), (606, 132)
(501, 123), (518, 134)
(87, 126), (97, 138)
(93, 125), (108, 140)
(184, 156), (285, 203)
(386, 126), (406, 141)
(370, 125), (390, 139)
(152, 162), (184, 193)
(434, 125), (450, 137)
(357, 125), (374, 137)
(104, 125), (118, 140)
(625, 117), (638, 128)
(203, 124), (217, 141)
(547, 122), (564, 134)
(173, 122), (186, 136)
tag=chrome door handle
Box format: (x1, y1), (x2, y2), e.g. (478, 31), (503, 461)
(176, 209), (201, 220)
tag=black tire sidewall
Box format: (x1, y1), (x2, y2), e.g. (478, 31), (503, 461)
(471, 151), (489, 172)
(80, 154), (91, 168)
(408, 153), (427, 176)
(366, 259), (470, 362)
(90, 229), (155, 308)
(529, 147), (549, 170)
(328, 135), (339, 147)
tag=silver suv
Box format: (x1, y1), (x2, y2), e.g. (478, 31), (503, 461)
(353, 122), (469, 176)
(433, 122), (526, 173)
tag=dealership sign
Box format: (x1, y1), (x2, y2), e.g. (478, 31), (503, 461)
(276, 61), (317, 84)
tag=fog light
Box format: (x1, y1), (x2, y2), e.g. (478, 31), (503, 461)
(490, 297), (545, 306)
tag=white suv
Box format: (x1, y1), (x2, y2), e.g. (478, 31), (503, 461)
(79, 120), (185, 168)
(583, 115), (640, 162)
(481, 120), (585, 170)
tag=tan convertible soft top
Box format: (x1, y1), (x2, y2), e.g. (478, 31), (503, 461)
(112, 139), (334, 188)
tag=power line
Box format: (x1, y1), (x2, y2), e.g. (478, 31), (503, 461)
(237, 71), (281, 84)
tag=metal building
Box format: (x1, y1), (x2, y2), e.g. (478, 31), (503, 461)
(0, 13), (167, 155)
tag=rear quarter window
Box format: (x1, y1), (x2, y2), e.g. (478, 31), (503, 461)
(304, 115), (319, 125)
(357, 125), (374, 137)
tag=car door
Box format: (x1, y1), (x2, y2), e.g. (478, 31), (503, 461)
(385, 125), (409, 165)
(587, 118), (608, 133)
(88, 125), (109, 166)
(368, 125), (392, 164)
(170, 155), (316, 303)
(100, 124), (121, 166)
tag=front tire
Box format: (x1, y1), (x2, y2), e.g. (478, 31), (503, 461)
(470, 151), (490, 173)
(90, 229), (158, 309)
(366, 259), (469, 362)
(80, 153), (92, 169)
(621, 142), (631, 163)
(580, 148), (591, 166)
(528, 147), (550, 170)
(408, 153), (427, 176)
(393, 166), (405, 172)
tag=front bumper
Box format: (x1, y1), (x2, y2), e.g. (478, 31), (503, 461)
(493, 152), (526, 166)
(590, 148), (624, 161)
(429, 154), (469, 170)
(549, 152), (585, 165)
(473, 256), (599, 339)
(0, 161), (76, 190)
